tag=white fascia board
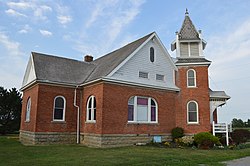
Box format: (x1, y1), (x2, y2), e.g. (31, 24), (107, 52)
(176, 62), (211, 66)
(21, 79), (78, 91)
(102, 77), (180, 92)
(20, 80), (37, 91)
(107, 33), (156, 77)
(80, 78), (102, 86)
(153, 33), (178, 71)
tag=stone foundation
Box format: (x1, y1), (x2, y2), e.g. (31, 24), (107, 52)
(80, 133), (172, 148)
(19, 130), (76, 145)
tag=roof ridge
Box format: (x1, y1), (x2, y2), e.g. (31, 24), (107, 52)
(92, 32), (154, 63)
(31, 51), (88, 64)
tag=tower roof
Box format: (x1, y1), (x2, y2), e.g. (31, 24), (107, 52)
(178, 9), (200, 40)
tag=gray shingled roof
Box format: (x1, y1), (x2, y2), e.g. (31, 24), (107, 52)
(175, 58), (211, 64)
(32, 52), (96, 85)
(30, 32), (153, 86)
(210, 89), (230, 99)
(179, 12), (200, 40)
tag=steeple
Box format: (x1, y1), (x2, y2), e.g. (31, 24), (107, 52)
(171, 9), (207, 61)
(179, 9), (200, 40)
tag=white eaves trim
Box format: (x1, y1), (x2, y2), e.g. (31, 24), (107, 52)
(176, 62), (211, 66)
(102, 77), (180, 92)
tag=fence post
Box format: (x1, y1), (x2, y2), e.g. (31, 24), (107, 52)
(226, 123), (229, 146)
(212, 121), (215, 136)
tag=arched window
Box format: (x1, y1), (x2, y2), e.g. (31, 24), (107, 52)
(128, 96), (158, 123)
(86, 96), (96, 122)
(150, 47), (154, 62)
(53, 96), (66, 121)
(25, 97), (31, 122)
(187, 101), (198, 123)
(187, 69), (196, 87)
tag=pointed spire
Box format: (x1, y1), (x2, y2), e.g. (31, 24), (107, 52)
(185, 8), (189, 16)
(179, 9), (200, 40)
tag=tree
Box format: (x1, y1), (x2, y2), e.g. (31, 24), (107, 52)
(232, 118), (245, 128)
(0, 87), (22, 135)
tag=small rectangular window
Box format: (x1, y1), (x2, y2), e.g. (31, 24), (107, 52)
(156, 74), (164, 81)
(139, 71), (148, 78)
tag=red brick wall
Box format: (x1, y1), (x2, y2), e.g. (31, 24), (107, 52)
(20, 85), (39, 132)
(81, 83), (104, 134)
(100, 82), (177, 135)
(21, 84), (80, 133)
(35, 84), (79, 132)
(175, 65), (211, 133)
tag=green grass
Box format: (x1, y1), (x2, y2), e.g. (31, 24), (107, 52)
(1, 136), (250, 166)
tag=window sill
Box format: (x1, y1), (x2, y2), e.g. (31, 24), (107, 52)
(24, 121), (30, 123)
(127, 122), (158, 125)
(85, 121), (96, 124)
(187, 86), (197, 88)
(187, 123), (199, 125)
(51, 121), (66, 123)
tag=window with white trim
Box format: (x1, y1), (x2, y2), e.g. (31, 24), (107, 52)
(187, 101), (198, 124)
(156, 74), (164, 81)
(86, 96), (96, 122)
(139, 71), (148, 79)
(128, 96), (157, 123)
(53, 96), (66, 121)
(25, 97), (31, 122)
(187, 69), (196, 87)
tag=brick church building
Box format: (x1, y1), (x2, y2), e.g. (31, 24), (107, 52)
(20, 11), (230, 147)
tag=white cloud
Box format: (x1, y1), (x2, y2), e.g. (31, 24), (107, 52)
(207, 19), (250, 66)
(7, 1), (33, 10)
(56, 4), (72, 25)
(18, 24), (32, 34)
(75, 0), (145, 57)
(0, 31), (23, 56)
(34, 5), (52, 20)
(39, 29), (52, 37)
(0, 31), (26, 89)
(57, 15), (72, 24)
(5, 9), (27, 17)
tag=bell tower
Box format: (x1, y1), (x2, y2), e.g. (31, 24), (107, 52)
(172, 9), (211, 134)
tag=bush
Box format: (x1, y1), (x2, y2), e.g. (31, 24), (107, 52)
(171, 127), (184, 140)
(181, 136), (194, 146)
(174, 136), (194, 147)
(219, 136), (233, 146)
(194, 132), (220, 149)
(231, 129), (250, 145)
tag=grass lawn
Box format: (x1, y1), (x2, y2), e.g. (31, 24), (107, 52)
(1, 136), (250, 166)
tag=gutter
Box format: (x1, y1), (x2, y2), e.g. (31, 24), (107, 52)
(74, 85), (80, 144)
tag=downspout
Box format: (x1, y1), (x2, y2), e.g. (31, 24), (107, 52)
(74, 86), (80, 144)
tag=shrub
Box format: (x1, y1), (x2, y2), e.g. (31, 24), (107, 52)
(181, 136), (194, 146)
(219, 136), (233, 146)
(171, 127), (184, 140)
(231, 129), (250, 145)
(194, 132), (220, 149)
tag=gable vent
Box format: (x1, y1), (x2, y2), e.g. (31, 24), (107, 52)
(139, 71), (148, 79)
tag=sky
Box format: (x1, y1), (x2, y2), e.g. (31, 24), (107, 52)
(0, 0), (250, 123)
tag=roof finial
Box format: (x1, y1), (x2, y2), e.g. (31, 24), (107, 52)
(185, 8), (189, 16)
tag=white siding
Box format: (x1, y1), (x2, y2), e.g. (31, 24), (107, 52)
(180, 43), (189, 57)
(190, 43), (199, 57)
(22, 57), (36, 87)
(110, 39), (178, 90)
